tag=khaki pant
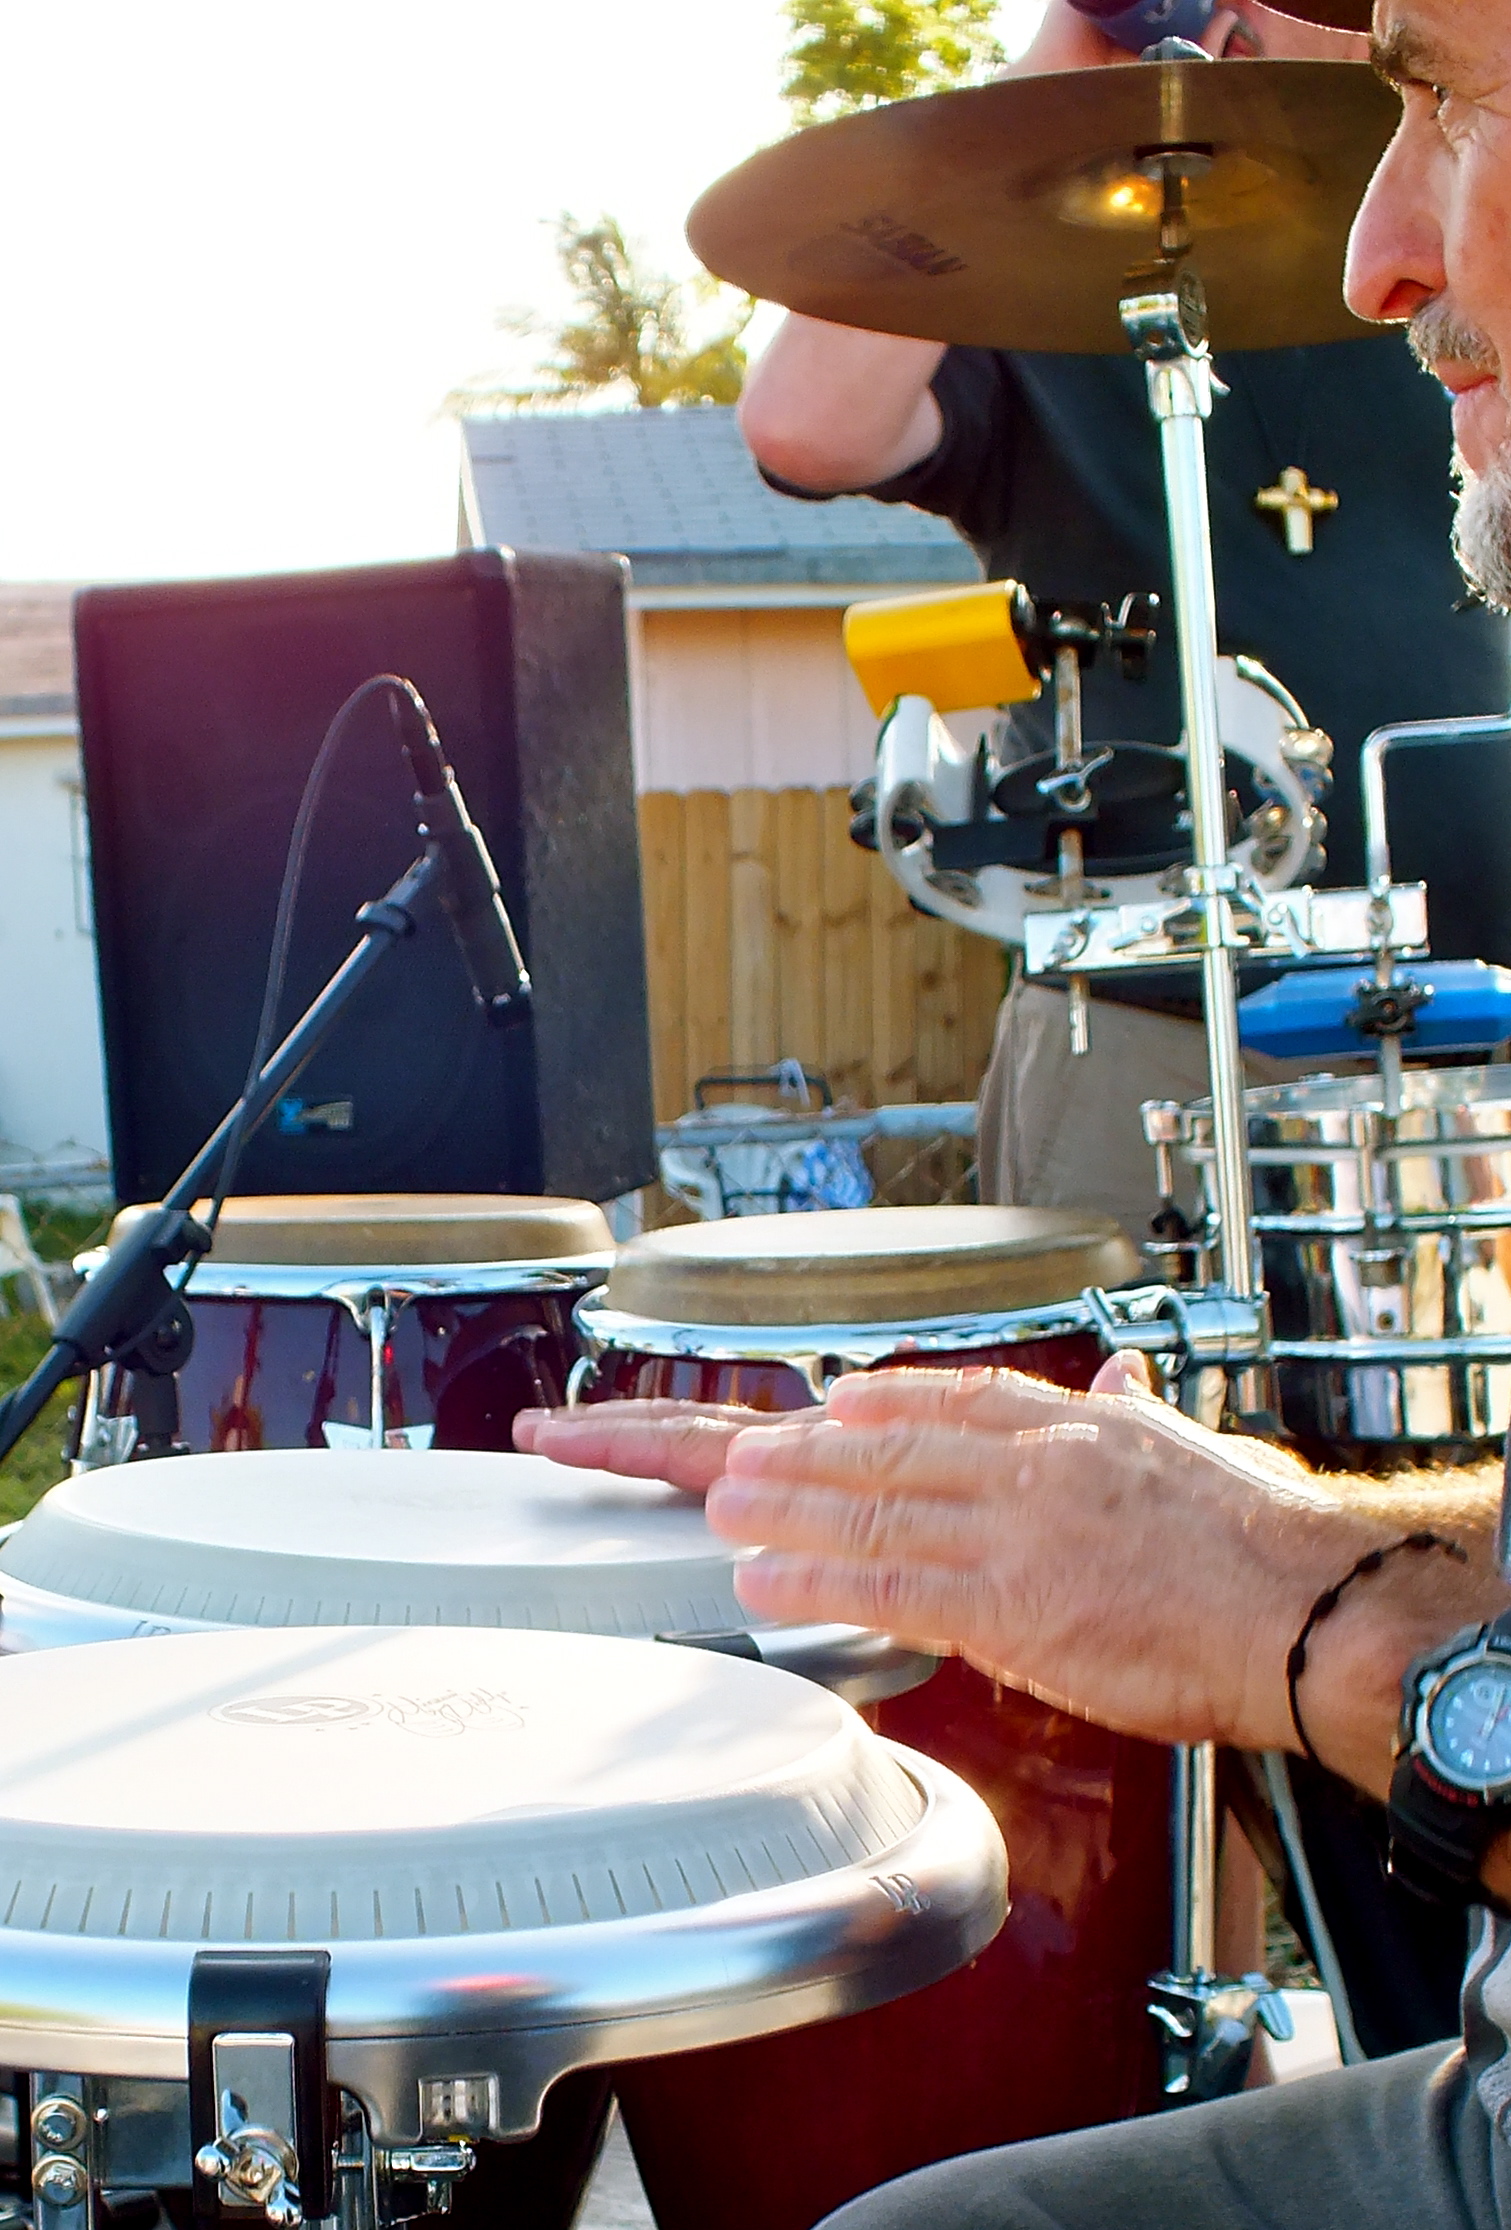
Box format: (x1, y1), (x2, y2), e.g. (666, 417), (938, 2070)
(976, 981), (1301, 1244)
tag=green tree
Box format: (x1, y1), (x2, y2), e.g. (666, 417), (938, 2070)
(782, 0), (1005, 125)
(446, 215), (752, 416)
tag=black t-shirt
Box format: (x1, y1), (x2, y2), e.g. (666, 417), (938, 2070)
(840, 337), (1511, 963)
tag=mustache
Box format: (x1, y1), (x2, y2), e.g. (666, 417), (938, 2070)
(1409, 299), (1502, 381)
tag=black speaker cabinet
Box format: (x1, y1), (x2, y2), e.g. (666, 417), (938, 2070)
(75, 550), (655, 1206)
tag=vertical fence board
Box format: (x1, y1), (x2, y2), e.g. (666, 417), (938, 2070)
(637, 792), (687, 1124)
(821, 788), (874, 1105)
(913, 913), (966, 1103)
(681, 790), (732, 1101)
(869, 848), (918, 1105)
(638, 789), (1003, 1120)
(775, 789), (825, 1072)
(729, 790), (779, 1071)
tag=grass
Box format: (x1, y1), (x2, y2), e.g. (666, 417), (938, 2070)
(0, 1203), (113, 1524)
(0, 1310), (75, 1521)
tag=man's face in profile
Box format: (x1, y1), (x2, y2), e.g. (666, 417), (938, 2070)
(1346, 2), (1511, 604)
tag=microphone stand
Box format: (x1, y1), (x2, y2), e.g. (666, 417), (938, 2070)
(0, 843), (472, 1467)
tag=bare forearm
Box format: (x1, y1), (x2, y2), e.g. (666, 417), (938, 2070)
(738, 317), (946, 491)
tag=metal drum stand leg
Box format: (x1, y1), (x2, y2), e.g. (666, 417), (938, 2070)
(1119, 180), (1289, 2103)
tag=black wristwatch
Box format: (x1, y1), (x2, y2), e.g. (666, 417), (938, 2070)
(1389, 1607), (1511, 1913)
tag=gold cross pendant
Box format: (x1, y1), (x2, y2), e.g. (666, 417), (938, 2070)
(1254, 466), (1340, 556)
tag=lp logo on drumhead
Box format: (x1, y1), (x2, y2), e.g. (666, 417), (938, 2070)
(213, 1695), (379, 1729)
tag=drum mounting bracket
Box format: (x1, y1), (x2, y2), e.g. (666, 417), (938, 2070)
(189, 1953), (334, 2230)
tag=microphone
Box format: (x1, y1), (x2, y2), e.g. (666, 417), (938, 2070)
(389, 683), (532, 1025)
(1067, 0), (1215, 49)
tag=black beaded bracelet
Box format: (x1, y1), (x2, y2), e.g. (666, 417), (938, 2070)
(1286, 1530), (1469, 1770)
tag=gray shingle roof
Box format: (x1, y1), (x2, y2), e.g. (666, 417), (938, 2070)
(461, 407), (978, 588)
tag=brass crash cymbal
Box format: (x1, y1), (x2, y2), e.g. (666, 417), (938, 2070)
(687, 60), (1398, 354)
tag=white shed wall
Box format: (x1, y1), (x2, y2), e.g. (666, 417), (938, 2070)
(0, 730), (110, 1168)
(630, 607), (881, 793)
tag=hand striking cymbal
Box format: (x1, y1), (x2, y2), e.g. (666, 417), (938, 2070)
(687, 59), (1398, 355)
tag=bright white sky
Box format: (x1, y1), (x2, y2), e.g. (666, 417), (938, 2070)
(0, 0), (1047, 583)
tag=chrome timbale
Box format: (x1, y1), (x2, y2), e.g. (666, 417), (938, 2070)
(1166, 1066), (1511, 1447)
(0, 1749), (1000, 2143)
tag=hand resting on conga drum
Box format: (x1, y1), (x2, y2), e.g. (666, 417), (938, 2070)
(513, 1350), (1158, 1493)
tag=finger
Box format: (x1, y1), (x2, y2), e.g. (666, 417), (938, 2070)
(825, 1365), (1100, 1435)
(512, 1407), (756, 1494)
(1090, 1350), (1156, 1399)
(722, 1410), (1102, 1504)
(706, 1469), (1002, 1567)
(515, 1398), (765, 1448)
(732, 1549), (1003, 1665)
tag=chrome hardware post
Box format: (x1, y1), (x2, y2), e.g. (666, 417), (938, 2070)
(1360, 714), (1511, 1118)
(1121, 254), (1256, 1309)
(1052, 644), (1093, 1056)
(29, 2078), (94, 2230)
(1119, 167), (1276, 2098)
(366, 1297), (388, 1450)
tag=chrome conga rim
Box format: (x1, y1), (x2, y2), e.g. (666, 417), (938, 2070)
(574, 1291), (1105, 1373)
(76, 1252), (615, 1302)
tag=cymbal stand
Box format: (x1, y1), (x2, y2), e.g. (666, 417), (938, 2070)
(1120, 158), (1289, 2103)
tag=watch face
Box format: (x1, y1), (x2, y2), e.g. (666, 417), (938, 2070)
(1426, 1659), (1511, 1790)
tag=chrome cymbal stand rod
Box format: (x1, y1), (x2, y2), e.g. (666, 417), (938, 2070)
(1053, 644), (1094, 1056)
(1121, 254), (1257, 1312)
(1121, 193), (1289, 2107)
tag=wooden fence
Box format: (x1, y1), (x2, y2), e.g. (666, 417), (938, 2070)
(637, 788), (1007, 1125)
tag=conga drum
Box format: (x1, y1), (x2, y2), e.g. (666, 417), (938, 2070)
(0, 1628), (1004, 2230)
(578, 1206), (1176, 2230)
(0, 1445), (931, 1707)
(0, 1446), (937, 2230)
(81, 1194), (613, 1460)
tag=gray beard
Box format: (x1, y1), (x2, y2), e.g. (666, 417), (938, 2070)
(1453, 446), (1511, 613)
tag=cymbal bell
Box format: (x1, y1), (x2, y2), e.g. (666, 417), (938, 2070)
(687, 60), (1398, 355)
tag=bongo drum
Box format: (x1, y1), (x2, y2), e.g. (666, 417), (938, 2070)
(577, 1205), (1176, 2230)
(0, 1627), (1004, 2230)
(81, 1195), (613, 1461)
(0, 1445), (932, 1704)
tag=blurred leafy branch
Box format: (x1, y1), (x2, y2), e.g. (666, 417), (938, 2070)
(782, 0), (1005, 124)
(444, 3), (1001, 419)
(443, 215), (752, 416)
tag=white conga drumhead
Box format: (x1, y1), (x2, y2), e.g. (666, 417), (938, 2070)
(603, 1204), (1141, 1328)
(0, 1626), (920, 1935)
(0, 1628), (1006, 2129)
(106, 1192), (614, 1267)
(0, 1447), (737, 1637)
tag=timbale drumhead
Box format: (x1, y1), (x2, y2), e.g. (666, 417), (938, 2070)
(107, 1193), (614, 1266)
(0, 1447), (742, 1637)
(605, 1204), (1141, 1327)
(0, 1627), (925, 1943)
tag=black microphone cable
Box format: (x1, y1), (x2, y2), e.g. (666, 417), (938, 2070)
(197, 671), (420, 1257)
